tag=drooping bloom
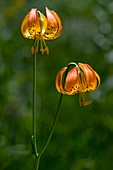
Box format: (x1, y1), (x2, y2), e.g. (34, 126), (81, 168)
(21, 7), (62, 54)
(56, 63), (100, 106)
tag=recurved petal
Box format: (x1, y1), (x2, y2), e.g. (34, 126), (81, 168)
(94, 70), (100, 88)
(21, 8), (41, 39)
(65, 67), (81, 95)
(78, 63), (100, 91)
(49, 10), (62, 38)
(56, 67), (67, 94)
(44, 7), (62, 40)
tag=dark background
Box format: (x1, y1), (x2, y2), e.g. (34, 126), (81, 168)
(1, 0), (113, 169)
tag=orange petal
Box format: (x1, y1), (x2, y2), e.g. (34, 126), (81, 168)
(44, 7), (62, 40)
(78, 63), (100, 91)
(50, 10), (62, 38)
(21, 8), (41, 39)
(21, 8), (48, 39)
(94, 70), (100, 88)
(56, 67), (67, 94)
(65, 67), (81, 94)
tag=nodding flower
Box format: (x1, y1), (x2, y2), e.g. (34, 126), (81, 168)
(21, 7), (62, 54)
(56, 62), (100, 106)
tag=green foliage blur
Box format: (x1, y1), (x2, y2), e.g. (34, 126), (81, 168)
(1, 0), (113, 169)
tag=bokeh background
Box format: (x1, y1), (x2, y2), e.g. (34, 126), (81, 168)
(1, 0), (113, 169)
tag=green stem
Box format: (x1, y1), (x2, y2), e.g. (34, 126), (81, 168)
(33, 51), (38, 155)
(39, 94), (63, 157)
(36, 155), (40, 170)
(31, 61), (77, 169)
(38, 62), (77, 157)
(32, 50), (38, 170)
(36, 63), (76, 162)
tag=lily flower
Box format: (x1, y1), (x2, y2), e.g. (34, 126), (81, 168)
(56, 63), (100, 106)
(21, 7), (62, 54)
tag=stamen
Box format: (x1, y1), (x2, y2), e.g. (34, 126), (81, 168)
(40, 39), (44, 54)
(38, 36), (49, 54)
(31, 46), (35, 54)
(79, 92), (92, 106)
(31, 39), (39, 54)
(42, 39), (49, 54)
(36, 39), (39, 53)
(78, 71), (87, 92)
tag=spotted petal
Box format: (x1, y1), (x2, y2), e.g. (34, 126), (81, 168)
(78, 63), (100, 91)
(44, 7), (62, 40)
(21, 8), (48, 40)
(21, 8), (41, 39)
(65, 67), (82, 95)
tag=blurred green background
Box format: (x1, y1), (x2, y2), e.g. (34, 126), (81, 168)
(1, 0), (113, 169)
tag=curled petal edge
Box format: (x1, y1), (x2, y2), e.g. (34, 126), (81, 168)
(56, 67), (67, 94)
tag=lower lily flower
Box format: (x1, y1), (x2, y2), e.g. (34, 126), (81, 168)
(21, 7), (62, 54)
(56, 62), (100, 106)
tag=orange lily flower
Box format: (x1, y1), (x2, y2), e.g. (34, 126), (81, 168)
(56, 63), (100, 106)
(21, 7), (62, 54)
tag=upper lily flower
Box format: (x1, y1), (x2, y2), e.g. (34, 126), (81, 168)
(21, 7), (62, 54)
(56, 62), (100, 106)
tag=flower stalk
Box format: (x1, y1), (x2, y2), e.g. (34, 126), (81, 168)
(21, 6), (63, 170)
(39, 94), (63, 157)
(31, 50), (39, 169)
(31, 48), (64, 170)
